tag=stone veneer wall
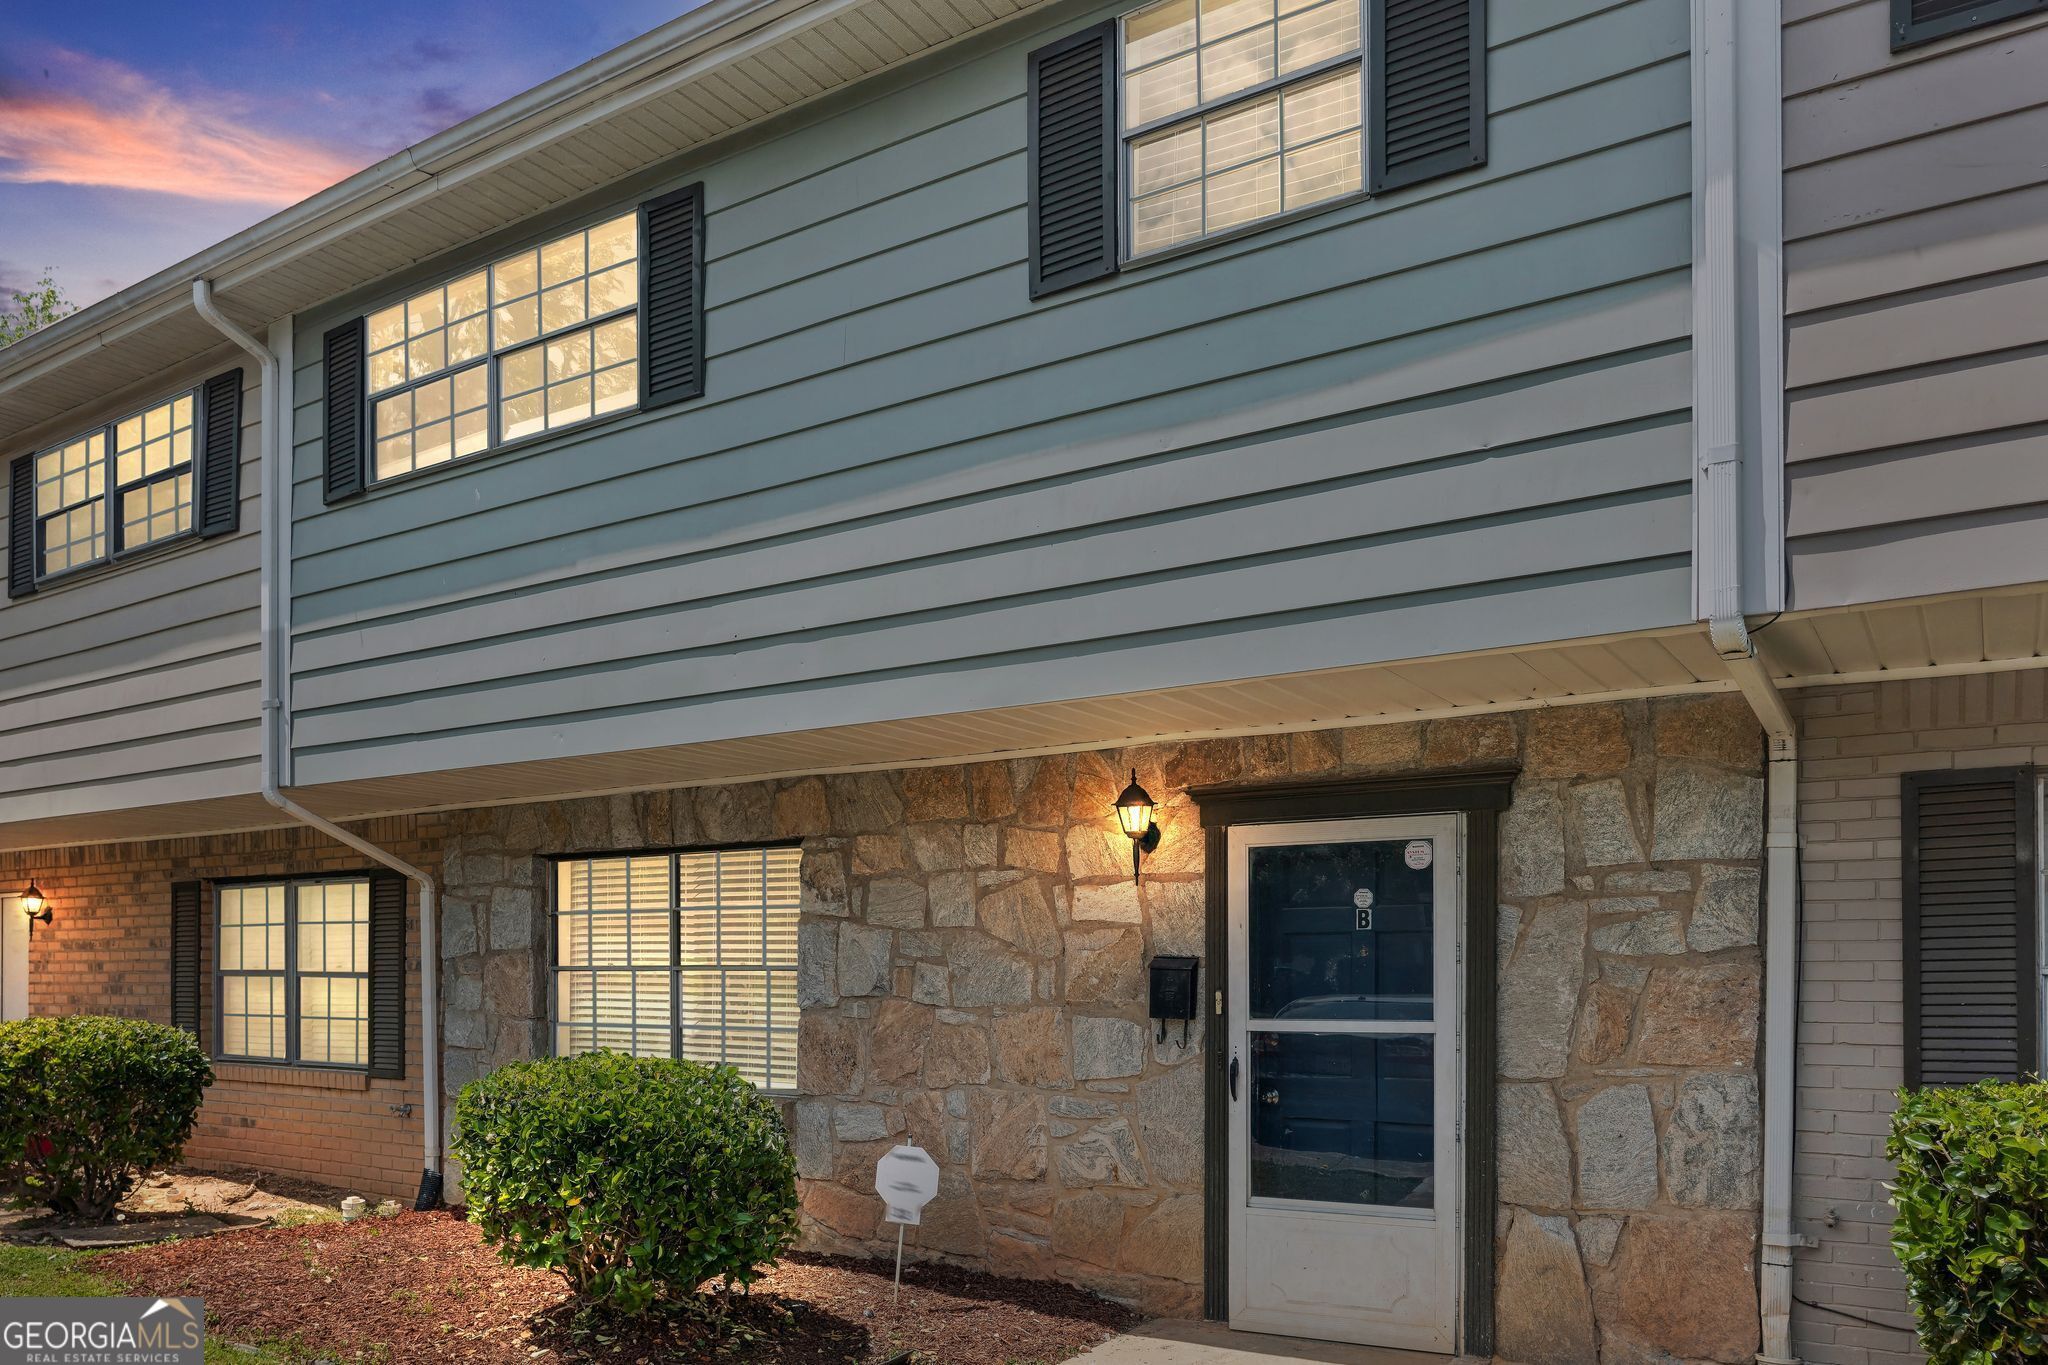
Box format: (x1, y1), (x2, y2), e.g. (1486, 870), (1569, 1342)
(438, 693), (1770, 1359)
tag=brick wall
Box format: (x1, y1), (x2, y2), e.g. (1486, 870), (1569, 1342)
(0, 816), (445, 1201)
(1790, 671), (2048, 1365)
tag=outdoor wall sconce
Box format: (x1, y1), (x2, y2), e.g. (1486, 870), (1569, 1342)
(20, 882), (50, 939)
(1114, 770), (1162, 886)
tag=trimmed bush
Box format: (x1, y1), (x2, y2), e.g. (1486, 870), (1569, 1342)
(452, 1052), (799, 1315)
(0, 1015), (213, 1220)
(1890, 1081), (2048, 1362)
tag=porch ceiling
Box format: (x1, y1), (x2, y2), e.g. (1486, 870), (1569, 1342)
(9, 585), (2048, 853)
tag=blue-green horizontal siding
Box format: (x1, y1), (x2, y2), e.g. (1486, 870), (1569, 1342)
(286, 0), (1696, 785)
(0, 358), (264, 827)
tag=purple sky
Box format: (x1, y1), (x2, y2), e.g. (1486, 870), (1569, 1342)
(0, 1), (694, 309)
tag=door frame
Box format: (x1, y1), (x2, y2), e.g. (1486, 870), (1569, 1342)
(1189, 767), (1515, 1357)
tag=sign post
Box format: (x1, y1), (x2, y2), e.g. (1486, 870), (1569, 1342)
(873, 1144), (940, 1304)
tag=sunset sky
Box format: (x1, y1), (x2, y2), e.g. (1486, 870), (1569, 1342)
(0, 1), (692, 310)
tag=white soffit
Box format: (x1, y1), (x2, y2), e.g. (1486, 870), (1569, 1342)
(15, 591), (2048, 852)
(1758, 583), (2048, 685)
(0, 624), (1730, 851)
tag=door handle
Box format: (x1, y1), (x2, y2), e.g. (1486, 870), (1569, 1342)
(1229, 1055), (1240, 1102)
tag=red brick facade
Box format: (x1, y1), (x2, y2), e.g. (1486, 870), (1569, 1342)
(1, 817), (444, 1200)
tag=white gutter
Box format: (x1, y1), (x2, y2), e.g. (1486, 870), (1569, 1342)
(0, 0), (876, 406)
(192, 281), (444, 1207)
(1693, 1), (1800, 1361)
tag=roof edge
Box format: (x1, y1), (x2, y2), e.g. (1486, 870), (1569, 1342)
(0, 0), (812, 390)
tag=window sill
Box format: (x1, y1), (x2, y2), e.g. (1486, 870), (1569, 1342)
(1120, 188), (1369, 274)
(350, 400), (653, 500)
(213, 1062), (369, 1091)
(26, 527), (208, 597)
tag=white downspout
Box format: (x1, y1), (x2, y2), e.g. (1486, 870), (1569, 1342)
(1693, 0), (1799, 1359)
(192, 279), (443, 1207)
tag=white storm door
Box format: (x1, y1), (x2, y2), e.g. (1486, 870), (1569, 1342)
(1, 896), (26, 1021)
(1226, 814), (1462, 1353)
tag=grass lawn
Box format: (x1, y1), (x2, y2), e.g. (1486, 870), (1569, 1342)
(0, 1244), (310, 1362)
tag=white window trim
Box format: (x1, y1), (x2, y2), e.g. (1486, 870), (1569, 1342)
(1116, 0), (1370, 263)
(28, 386), (202, 584)
(358, 206), (643, 488)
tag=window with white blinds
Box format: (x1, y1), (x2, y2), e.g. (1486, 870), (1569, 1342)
(551, 847), (800, 1092)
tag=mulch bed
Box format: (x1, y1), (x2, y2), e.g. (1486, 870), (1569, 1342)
(98, 1210), (1138, 1364)
(2, 1165), (348, 1247)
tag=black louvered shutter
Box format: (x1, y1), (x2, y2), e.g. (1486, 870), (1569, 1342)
(1027, 21), (1117, 299)
(7, 454), (35, 599)
(640, 183), (705, 410)
(170, 881), (202, 1037)
(196, 368), (244, 537)
(1903, 768), (2040, 1087)
(1893, 0), (2048, 49)
(1370, 0), (1486, 194)
(322, 318), (367, 504)
(367, 872), (407, 1079)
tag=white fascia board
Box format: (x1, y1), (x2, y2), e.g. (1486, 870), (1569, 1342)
(0, 0), (848, 397)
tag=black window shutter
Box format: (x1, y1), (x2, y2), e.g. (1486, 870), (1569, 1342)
(367, 872), (407, 1079)
(1894, 0), (2048, 49)
(1027, 21), (1118, 299)
(196, 368), (244, 537)
(1903, 768), (2040, 1087)
(640, 183), (706, 411)
(171, 881), (202, 1037)
(7, 453), (35, 599)
(322, 318), (367, 504)
(1370, 0), (1487, 194)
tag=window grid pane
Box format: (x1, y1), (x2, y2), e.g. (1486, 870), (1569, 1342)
(366, 212), (639, 482)
(553, 848), (799, 1091)
(1121, 0), (1362, 257)
(33, 431), (107, 576)
(112, 395), (196, 553)
(32, 387), (203, 579)
(215, 879), (371, 1068)
(498, 314), (639, 444)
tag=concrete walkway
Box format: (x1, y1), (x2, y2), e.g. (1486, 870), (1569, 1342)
(1073, 1320), (1479, 1364)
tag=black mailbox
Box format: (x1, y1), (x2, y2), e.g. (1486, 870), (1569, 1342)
(1148, 955), (1199, 1047)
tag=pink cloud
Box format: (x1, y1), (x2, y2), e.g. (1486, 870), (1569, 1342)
(0, 53), (364, 205)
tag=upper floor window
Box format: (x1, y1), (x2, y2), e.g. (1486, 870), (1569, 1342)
(551, 847), (799, 1091)
(1120, 0), (1362, 257)
(365, 212), (641, 483)
(32, 391), (195, 579)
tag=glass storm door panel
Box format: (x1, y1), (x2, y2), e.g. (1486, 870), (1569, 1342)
(1, 897), (25, 1022)
(1227, 815), (1462, 1353)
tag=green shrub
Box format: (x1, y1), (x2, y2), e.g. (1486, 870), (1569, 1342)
(0, 1015), (213, 1220)
(1889, 1080), (2048, 1362)
(452, 1052), (798, 1315)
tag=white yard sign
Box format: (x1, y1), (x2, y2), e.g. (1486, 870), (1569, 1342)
(875, 1144), (939, 1226)
(875, 1144), (940, 1302)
